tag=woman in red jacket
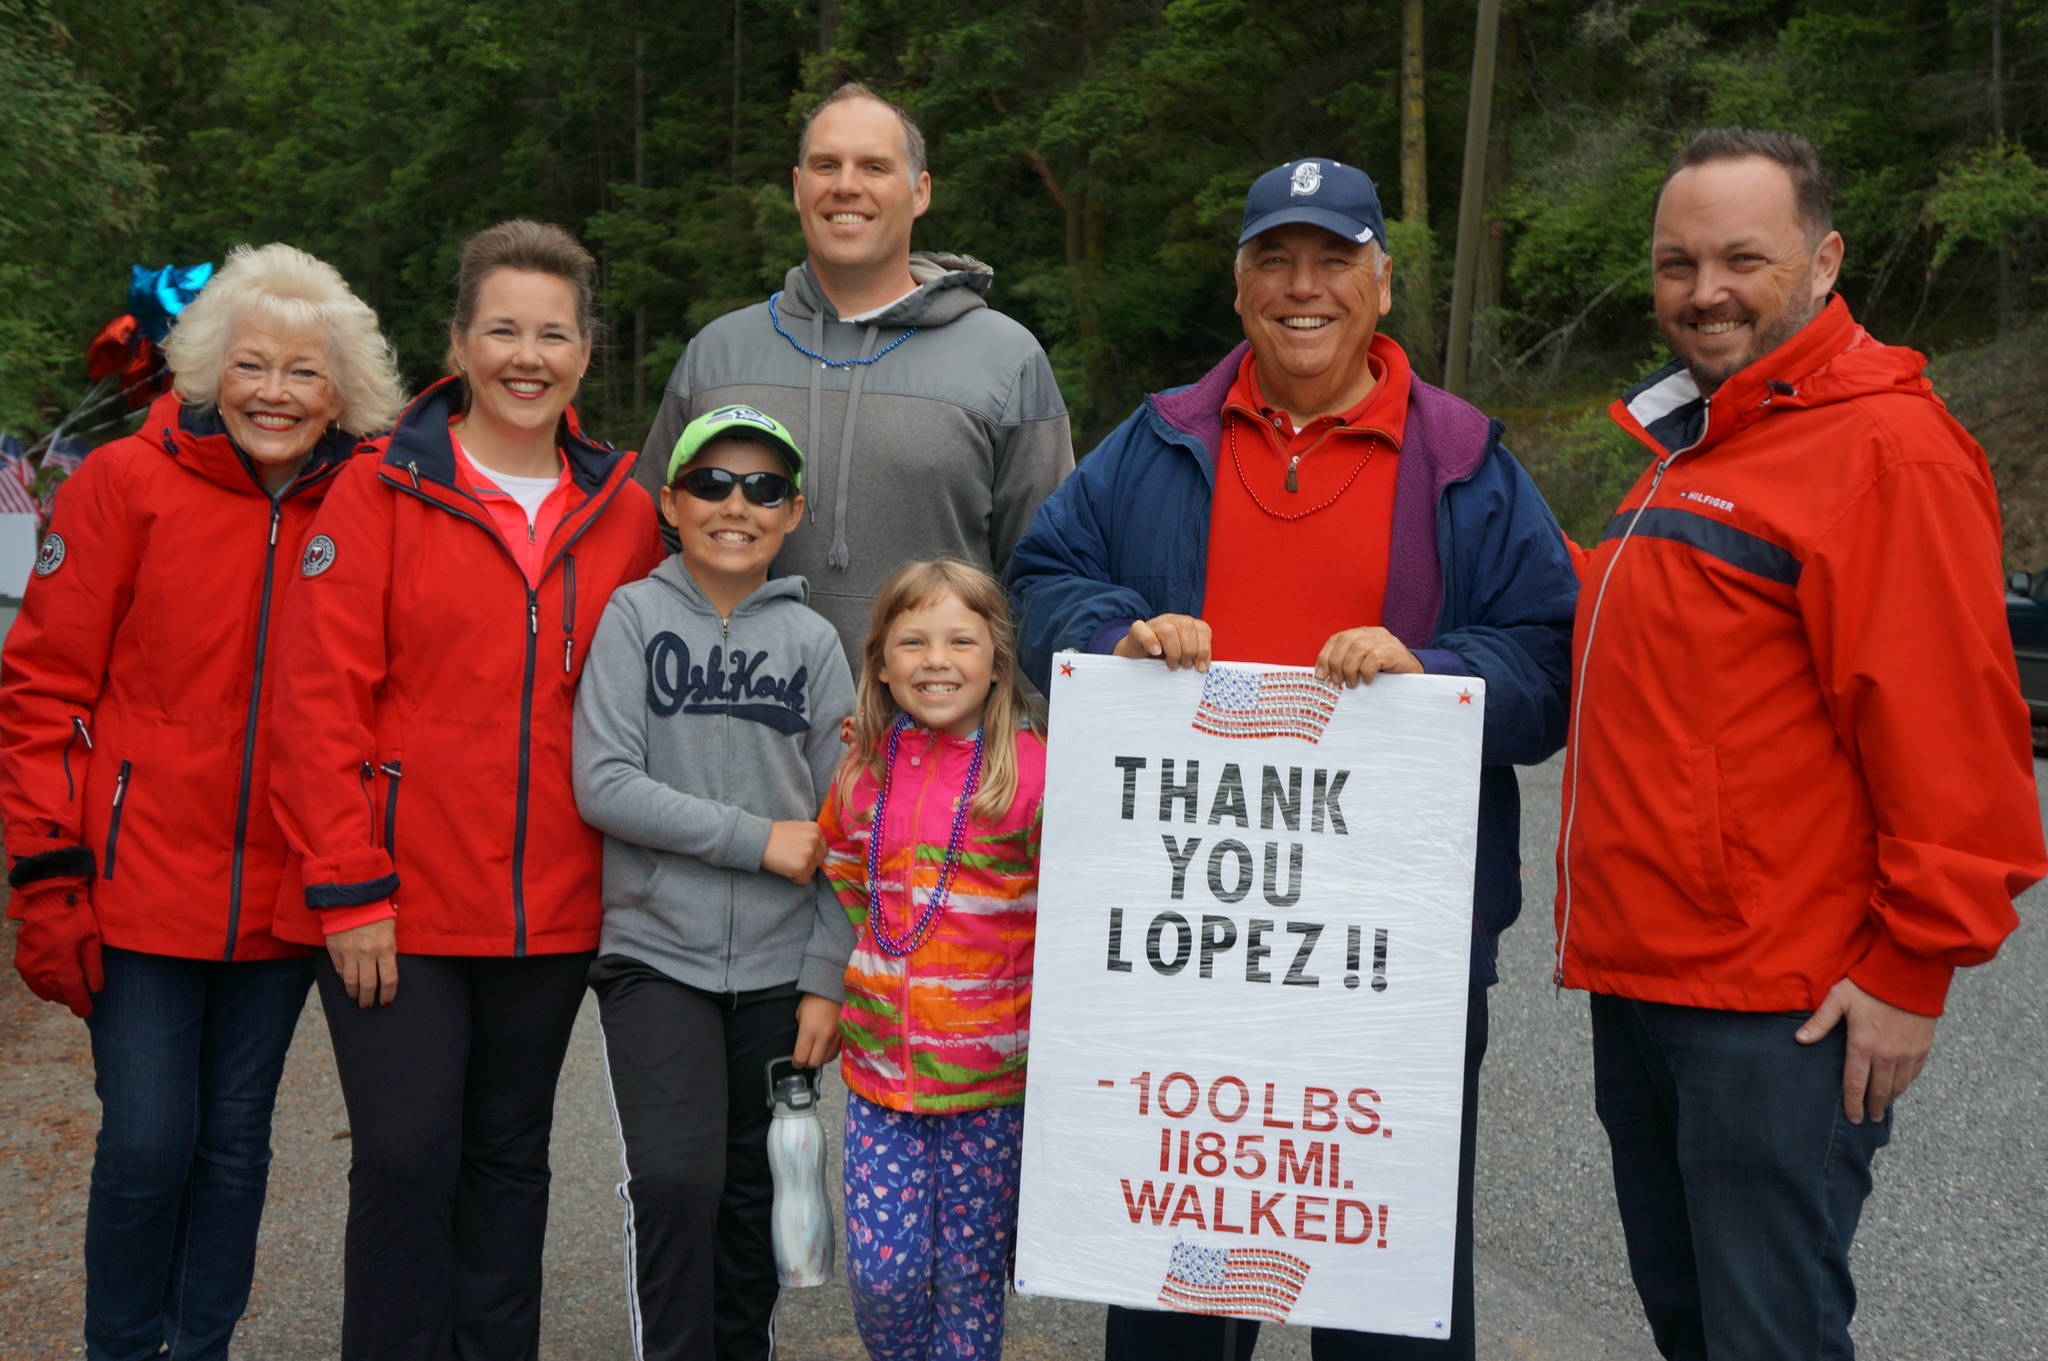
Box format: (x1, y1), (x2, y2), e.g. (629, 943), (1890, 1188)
(0, 242), (403, 1360)
(268, 219), (660, 1361)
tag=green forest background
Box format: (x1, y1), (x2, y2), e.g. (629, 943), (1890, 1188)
(7, 0), (2045, 555)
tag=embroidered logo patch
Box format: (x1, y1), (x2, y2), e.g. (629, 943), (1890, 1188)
(711, 404), (774, 430)
(1289, 161), (1323, 196)
(34, 533), (64, 577)
(301, 534), (337, 577)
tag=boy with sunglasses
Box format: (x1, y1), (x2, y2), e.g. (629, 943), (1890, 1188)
(572, 405), (857, 1361)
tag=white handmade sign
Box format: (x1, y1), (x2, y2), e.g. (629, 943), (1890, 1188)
(1014, 653), (1485, 1338)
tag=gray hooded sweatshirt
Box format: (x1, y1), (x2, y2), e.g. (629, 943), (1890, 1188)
(572, 558), (857, 999)
(638, 252), (1073, 657)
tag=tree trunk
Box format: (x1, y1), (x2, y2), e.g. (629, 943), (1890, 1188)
(1472, 12), (1515, 389)
(1991, 0), (2012, 337)
(1400, 0), (1428, 227)
(1398, 0), (1439, 382)
(633, 30), (648, 414)
(819, 0), (840, 58)
(730, 0), (745, 179)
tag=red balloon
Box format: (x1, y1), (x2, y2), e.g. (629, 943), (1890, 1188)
(84, 314), (168, 407)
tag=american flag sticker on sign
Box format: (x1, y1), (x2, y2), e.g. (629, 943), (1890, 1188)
(1157, 1240), (1312, 1324)
(1190, 666), (1342, 743)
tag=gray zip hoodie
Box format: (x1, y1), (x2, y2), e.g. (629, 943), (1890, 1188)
(572, 558), (857, 999)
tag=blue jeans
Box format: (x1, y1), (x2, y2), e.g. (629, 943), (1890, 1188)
(1590, 994), (1892, 1361)
(83, 946), (313, 1361)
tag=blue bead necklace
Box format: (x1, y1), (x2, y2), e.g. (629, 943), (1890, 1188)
(866, 714), (986, 957)
(767, 291), (920, 367)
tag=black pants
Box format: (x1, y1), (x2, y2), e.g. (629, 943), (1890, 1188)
(590, 953), (802, 1361)
(1105, 986), (1489, 1361)
(314, 950), (592, 1361)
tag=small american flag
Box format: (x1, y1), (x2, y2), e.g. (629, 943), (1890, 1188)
(42, 437), (88, 477)
(1191, 666), (1341, 743)
(0, 444), (40, 516)
(1157, 1240), (1311, 1324)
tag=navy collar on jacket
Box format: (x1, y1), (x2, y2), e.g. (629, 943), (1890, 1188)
(160, 393), (358, 495)
(380, 376), (625, 496)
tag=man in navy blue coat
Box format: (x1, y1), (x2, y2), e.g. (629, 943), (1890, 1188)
(1007, 158), (1578, 1361)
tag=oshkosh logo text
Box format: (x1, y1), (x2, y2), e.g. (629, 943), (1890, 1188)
(644, 634), (811, 734)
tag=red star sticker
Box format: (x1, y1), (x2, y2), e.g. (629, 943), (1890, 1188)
(1457, 688), (1473, 705)
(1059, 661), (1075, 677)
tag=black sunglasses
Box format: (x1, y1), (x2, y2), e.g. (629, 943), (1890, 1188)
(673, 466), (796, 507)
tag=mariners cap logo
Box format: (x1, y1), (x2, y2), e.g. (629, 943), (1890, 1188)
(1289, 161), (1323, 197)
(301, 534), (337, 577)
(34, 532), (64, 577)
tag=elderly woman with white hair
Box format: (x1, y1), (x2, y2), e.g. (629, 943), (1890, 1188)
(0, 241), (402, 1361)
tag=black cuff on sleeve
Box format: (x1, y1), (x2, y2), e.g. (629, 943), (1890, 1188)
(8, 846), (96, 888)
(306, 874), (400, 910)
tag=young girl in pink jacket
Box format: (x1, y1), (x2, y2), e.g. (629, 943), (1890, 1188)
(819, 560), (1046, 1361)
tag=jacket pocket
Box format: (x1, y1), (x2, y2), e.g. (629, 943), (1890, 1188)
(63, 716), (93, 804)
(358, 759), (404, 853)
(102, 760), (133, 881)
(380, 761), (404, 856)
(1688, 744), (1758, 924)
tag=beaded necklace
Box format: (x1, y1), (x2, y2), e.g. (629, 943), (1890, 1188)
(866, 714), (986, 957)
(767, 291), (921, 368)
(1226, 420), (1380, 521)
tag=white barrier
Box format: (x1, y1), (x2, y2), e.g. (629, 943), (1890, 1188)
(0, 512), (39, 598)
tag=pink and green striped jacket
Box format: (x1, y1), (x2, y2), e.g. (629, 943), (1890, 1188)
(821, 726), (1045, 1113)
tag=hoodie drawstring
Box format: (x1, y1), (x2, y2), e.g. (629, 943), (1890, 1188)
(808, 309), (825, 527)
(828, 324), (883, 572)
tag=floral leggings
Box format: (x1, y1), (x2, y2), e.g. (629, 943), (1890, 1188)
(843, 1092), (1025, 1361)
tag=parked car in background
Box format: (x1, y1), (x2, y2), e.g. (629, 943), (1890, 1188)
(2009, 569), (2048, 749)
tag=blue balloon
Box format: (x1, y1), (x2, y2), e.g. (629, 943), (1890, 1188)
(128, 262), (215, 342)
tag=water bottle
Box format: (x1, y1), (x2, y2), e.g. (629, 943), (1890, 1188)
(765, 1057), (834, 1287)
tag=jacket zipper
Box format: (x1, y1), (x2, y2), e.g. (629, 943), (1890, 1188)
(221, 499), (286, 960)
(513, 588), (539, 954)
(902, 732), (939, 1104)
(1555, 444), (1683, 986)
(102, 760), (133, 880)
(385, 464), (626, 956)
(62, 716), (92, 803)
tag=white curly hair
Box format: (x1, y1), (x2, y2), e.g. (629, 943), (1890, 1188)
(164, 242), (405, 436)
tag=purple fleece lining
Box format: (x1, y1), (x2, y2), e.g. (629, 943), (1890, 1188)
(1147, 347), (1495, 649)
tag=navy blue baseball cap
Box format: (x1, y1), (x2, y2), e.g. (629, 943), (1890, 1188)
(1239, 158), (1387, 250)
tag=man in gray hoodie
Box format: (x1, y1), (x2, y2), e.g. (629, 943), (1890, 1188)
(637, 82), (1074, 659)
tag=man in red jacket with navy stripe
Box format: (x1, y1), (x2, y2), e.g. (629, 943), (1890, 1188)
(1556, 127), (2045, 1361)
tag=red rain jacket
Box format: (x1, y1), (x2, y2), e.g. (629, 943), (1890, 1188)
(0, 391), (359, 960)
(1555, 298), (2043, 1016)
(267, 379), (661, 954)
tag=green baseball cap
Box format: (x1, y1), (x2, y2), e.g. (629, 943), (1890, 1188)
(667, 404), (806, 489)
